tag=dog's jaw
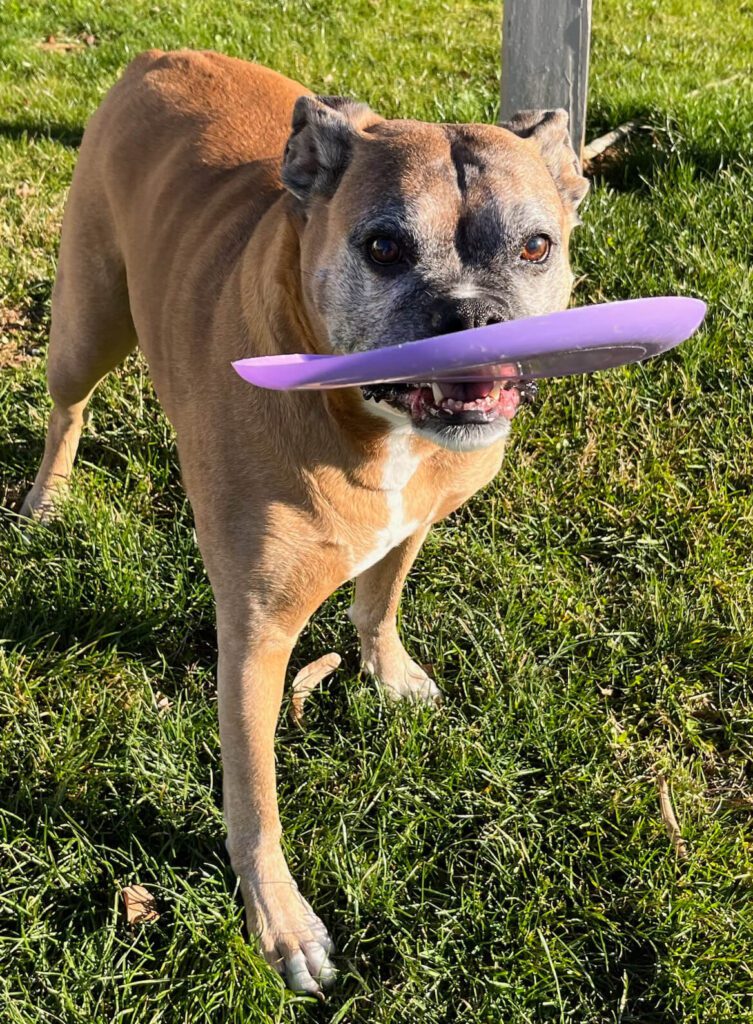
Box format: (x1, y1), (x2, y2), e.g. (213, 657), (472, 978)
(360, 378), (535, 452)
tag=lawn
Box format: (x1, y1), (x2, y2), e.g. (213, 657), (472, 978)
(2, 1), (753, 1021)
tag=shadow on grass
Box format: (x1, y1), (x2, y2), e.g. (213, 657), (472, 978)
(0, 104), (747, 191)
(0, 117), (84, 148)
(0, 440), (42, 494)
(585, 103), (752, 195)
(0, 497), (216, 668)
(0, 769), (680, 1022)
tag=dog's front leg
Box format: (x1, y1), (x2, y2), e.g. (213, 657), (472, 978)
(217, 610), (335, 995)
(349, 526), (441, 702)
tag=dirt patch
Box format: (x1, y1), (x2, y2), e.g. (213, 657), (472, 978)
(0, 339), (34, 369)
(0, 307), (42, 367)
(37, 33), (97, 54)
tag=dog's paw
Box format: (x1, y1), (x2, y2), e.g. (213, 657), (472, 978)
(18, 486), (60, 524)
(242, 871), (336, 996)
(362, 641), (442, 704)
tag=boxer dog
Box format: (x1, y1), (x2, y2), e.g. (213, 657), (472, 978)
(21, 50), (588, 995)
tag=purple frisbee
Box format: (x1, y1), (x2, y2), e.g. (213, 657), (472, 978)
(232, 297), (706, 390)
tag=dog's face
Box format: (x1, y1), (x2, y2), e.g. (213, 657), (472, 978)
(282, 97), (588, 451)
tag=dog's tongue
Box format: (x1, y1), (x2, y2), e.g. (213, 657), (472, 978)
(436, 380), (495, 402)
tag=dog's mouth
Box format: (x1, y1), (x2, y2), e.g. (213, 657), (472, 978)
(360, 378), (537, 432)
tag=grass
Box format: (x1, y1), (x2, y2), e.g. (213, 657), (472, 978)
(2, 0), (753, 1020)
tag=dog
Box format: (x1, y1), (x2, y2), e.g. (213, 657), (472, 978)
(21, 50), (588, 995)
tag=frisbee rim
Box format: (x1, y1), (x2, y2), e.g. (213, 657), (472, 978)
(232, 296), (707, 390)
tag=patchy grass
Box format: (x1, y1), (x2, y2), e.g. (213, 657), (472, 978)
(2, 1), (753, 1021)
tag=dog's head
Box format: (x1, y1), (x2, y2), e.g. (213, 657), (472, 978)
(281, 96), (588, 451)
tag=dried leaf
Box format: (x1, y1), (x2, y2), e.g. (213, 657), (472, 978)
(290, 652), (341, 726)
(122, 884), (160, 925)
(0, 306), (26, 330)
(657, 775), (689, 859)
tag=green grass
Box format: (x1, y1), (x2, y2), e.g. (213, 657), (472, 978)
(2, 1), (753, 1021)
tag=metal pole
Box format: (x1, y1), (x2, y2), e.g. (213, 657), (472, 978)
(501, 0), (593, 158)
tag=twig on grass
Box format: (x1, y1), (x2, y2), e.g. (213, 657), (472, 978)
(656, 774), (689, 859)
(583, 71), (747, 171)
(583, 120), (642, 168)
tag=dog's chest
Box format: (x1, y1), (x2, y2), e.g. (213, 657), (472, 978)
(348, 432), (429, 578)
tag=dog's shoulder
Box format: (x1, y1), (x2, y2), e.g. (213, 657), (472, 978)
(117, 49), (305, 124)
(95, 49), (307, 171)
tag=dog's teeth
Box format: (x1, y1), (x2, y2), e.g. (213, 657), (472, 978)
(431, 383), (444, 405)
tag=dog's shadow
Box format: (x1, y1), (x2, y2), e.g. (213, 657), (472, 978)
(584, 100), (749, 194)
(0, 104), (743, 192)
(1, 483), (683, 1018)
(0, 118), (84, 148)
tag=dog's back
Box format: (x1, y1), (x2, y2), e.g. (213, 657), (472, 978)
(87, 49), (303, 212)
(30, 49), (312, 471)
(70, 53), (302, 350)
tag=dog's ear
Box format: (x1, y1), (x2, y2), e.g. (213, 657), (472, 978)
(282, 95), (379, 202)
(502, 108), (589, 218)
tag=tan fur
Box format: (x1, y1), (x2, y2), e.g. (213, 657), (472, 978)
(21, 50), (581, 994)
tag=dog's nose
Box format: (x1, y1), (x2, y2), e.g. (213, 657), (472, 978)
(433, 299), (502, 334)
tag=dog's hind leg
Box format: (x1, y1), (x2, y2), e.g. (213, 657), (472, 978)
(348, 525), (441, 703)
(21, 184), (137, 520)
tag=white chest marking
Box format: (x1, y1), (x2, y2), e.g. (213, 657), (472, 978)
(350, 430), (422, 578)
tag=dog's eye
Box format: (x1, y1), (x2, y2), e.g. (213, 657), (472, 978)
(368, 237), (402, 266)
(519, 234), (551, 263)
